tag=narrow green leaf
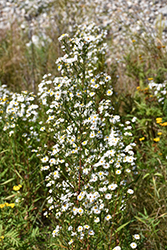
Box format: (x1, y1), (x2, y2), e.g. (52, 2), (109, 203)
(0, 168), (8, 178)
(135, 216), (147, 224)
(154, 173), (163, 178)
(0, 178), (14, 185)
(159, 213), (167, 218)
(143, 173), (150, 179)
(115, 221), (132, 233)
(4, 194), (17, 200)
(12, 168), (23, 179)
(0, 149), (9, 154)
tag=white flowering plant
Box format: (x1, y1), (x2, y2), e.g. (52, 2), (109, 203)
(37, 24), (139, 249)
(0, 23), (142, 250)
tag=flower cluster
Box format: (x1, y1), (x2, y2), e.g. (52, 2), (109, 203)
(0, 203), (15, 209)
(148, 80), (167, 104)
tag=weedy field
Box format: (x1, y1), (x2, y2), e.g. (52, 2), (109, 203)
(0, 1), (167, 250)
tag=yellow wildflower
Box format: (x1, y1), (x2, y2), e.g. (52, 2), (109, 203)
(13, 185), (22, 191)
(157, 132), (162, 135)
(160, 122), (167, 126)
(139, 137), (145, 141)
(154, 138), (160, 142)
(156, 118), (162, 123)
(0, 204), (5, 209)
(0, 236), (4, 241)
(8, 203), (15, 208)
(148, 78), (153, 81)
(13, 186), (20, 191)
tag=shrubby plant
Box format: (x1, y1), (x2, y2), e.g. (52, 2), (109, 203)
(37, 23), (140, 249)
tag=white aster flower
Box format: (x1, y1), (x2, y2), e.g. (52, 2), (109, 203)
(99, 203), (104, 209)
(58, 33), (69, 41)
(105, 193), (112, 200)
(105, 75), (111, 82)
(113, 246), (121, 250)
(132, 117), (137, 122)
(133, 234), (140, 240)
(77, 193), (84, 201)
(105, 214), (112, 221)
(68, 239), (74, 245)
(90, 92), (95, 97)
(116, 169), (121, 175)
(82, 140), (87, 146)
(130, 242), (137, 249)
(94, 217), (100, 223)
(78, 207), (84, 215)
(49, 158), (56, 165)
(57, 65), (62, 71)
(106, 89), (113, 96)
(41, 165), (50, 171)
(72, 207), (78, 215)
(108, 183), (118, 190)
(41, 156), (49, 163)
(127, 189), (134, 194)
(40, 126), (45, 131)
(77, 226), (83, 232)
(103, 163), (110, 169)
(90, 131), (95, 138)
(47, 197), (53, 204)
(88, 230), (95, 235)
(53, 171), (60, 179)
